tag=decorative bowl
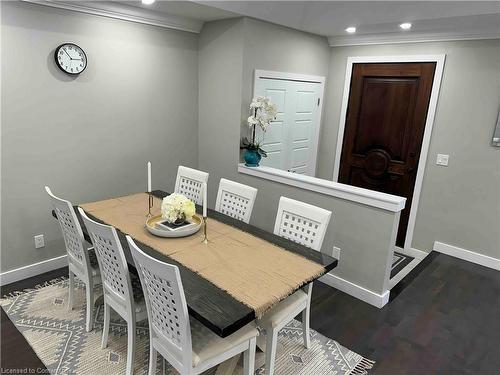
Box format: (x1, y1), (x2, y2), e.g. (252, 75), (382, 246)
(145, 214), (202, 238)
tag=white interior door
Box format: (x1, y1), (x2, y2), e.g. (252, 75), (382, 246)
(289, 82), (321, 175)
(254, 79), (288, 170)
(254, 73), (324, 176)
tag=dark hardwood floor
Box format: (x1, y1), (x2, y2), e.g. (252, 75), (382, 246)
(2, 252), (499, 374)
(1, 308), (46, 372)
(310, 253), (500, 374)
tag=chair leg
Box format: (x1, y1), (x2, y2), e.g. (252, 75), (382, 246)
(265, 328), (278, 375)
(85, 283), (94, 332)
(68, 271), (74, 311)
(302, 306), (311, 349)
(148, 346), (157, 375)
(101, 302), (110, 349)
(243, 337), (256, 375)
(126, 318), (136, 375)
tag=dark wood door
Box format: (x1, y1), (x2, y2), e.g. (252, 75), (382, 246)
(339, 62), (436, 247)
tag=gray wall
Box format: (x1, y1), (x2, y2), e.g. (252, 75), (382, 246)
(1, 2), (199, 272)
(318, 40), (500, 259)
(199, 18), (398, 294)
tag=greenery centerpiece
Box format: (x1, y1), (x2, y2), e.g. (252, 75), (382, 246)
(161, 193), (196, 225)
(240, 96), (277, 167)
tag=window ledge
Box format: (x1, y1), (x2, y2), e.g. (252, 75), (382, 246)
(238, 164), (406, 212)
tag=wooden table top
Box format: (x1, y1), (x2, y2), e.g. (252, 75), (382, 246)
(52, 190), (337, 337)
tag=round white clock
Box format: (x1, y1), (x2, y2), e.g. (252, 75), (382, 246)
(54, 43), (87, 75)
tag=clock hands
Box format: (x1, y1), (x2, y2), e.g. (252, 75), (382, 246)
(62, 48), (83, 61)
(63, 49), (72, 60)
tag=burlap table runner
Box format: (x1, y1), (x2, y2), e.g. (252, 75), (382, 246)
(80, 193), (325, 317)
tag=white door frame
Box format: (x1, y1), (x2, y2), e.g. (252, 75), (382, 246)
(332, 55), (446, 251)
(253, 69), (326, 176)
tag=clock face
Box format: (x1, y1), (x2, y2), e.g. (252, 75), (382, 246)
(54, 43), (87, 75)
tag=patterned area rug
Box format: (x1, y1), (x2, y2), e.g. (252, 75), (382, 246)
(1, 278), (374, 374)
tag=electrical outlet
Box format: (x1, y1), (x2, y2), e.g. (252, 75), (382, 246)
(332, 246), (341, 260)
(34, 234), (45, 249)
(436, 153), (449, 166)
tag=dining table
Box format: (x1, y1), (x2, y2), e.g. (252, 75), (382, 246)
(52, 190), (338, 339)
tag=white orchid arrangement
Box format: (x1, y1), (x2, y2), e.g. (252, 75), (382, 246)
(241, 96), (278, 157)
(247, 96), (278, 132)
(161, 193), (196, 223)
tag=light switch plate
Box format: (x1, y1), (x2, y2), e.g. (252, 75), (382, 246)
(436, 154), (449, 166)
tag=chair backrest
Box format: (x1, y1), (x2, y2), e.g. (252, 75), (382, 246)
(127, 236), (192, 372)
(78, 208), (133, 312)
(45, 186), (91, 276)
(174, 166), (209, 205)
(274, 196), (332, 251)
(215, 178), (258, 224)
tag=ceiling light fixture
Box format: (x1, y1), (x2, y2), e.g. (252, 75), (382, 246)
(399, 22), (412, 30)
(142, 0), (155, 5)
(345, 27), (356, 34)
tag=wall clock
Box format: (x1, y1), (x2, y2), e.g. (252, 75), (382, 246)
(54, 43), (87, 75)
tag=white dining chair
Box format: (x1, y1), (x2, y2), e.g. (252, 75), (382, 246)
(78, 208), (147, 375)
(174, 166), (209, 206)
(45, 186), (101, 332)
(215, 178), (258, 224)
(126, 235), (259, 375)
(260, 196), (332, 375)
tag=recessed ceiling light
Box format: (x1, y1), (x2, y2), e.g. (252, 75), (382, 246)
(399, 23), (412, 30)
(345, 27), (356, 34)
(142, 0), (155, 5)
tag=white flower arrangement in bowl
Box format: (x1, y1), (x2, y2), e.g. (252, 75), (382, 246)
(241, 96), (278, 167)
(161, 193), (196, 225)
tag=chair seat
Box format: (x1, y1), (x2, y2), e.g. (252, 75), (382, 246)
(258, 289), (308, 329)
(190, 318), (258, 367)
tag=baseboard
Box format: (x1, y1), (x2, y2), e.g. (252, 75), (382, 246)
(319, 272), (390, 308)
(396, 246), (428, 260)
(433, 241), (500, 271)
(0, 254), (68, 286)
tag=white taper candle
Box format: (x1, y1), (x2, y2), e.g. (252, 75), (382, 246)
(147, 162), (152, 193)
(203, 182), (207, 217)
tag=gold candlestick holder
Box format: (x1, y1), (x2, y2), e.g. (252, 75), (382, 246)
(202, 216), (209, 244)
(146, 192), (154, 218)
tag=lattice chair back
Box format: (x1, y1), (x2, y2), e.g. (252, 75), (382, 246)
(45, 186), (91, 277)
(215, 178), (258, 224)
(127, 236), (192, 372)
(174, 165), (209, 206)
(274, 196), (332, 251)
(78, 208), (133, 310)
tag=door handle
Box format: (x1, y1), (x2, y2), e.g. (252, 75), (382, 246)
(407, 167), (415, 173)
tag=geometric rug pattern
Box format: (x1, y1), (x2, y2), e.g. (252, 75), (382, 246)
(1, 278), (374, 374)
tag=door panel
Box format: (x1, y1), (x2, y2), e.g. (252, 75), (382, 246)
(257, 84), (287, 170)
(339, 63), (436, 247)
(254, 78), (322, 176)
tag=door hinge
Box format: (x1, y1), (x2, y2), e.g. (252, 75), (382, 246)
(317, 98), (320, 106)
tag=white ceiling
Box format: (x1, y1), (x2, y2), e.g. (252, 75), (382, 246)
(122, 0), (237, 22)
(30, 1), (500, 45)
(196, 1), (500, 45)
